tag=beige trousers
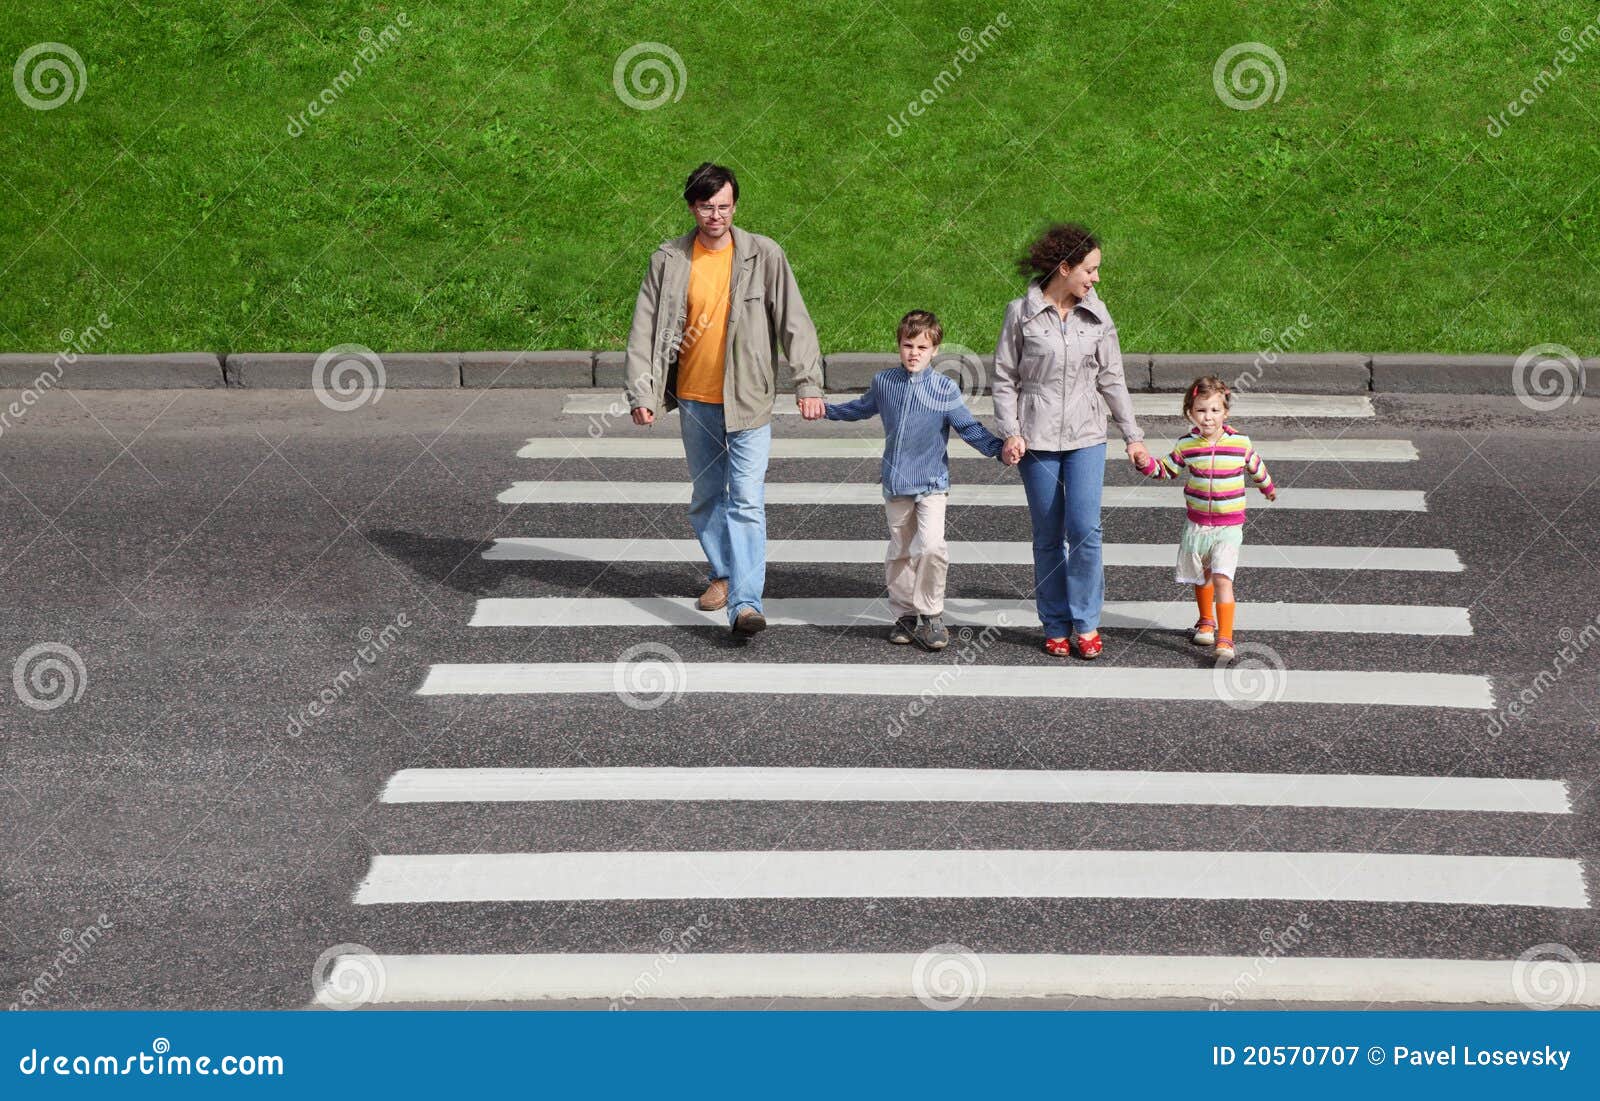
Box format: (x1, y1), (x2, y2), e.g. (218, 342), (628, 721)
(884, 493), (949, 618)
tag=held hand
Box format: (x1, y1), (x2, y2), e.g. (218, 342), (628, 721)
(1263, 488), (1277, 501)
(1001, 435), (1026, 466)
(1126, 441), (1151, 470)
(631, 407), (655, 427)
(797, 396), (826, 421)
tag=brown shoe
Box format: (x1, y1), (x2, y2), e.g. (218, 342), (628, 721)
(696, 578), (729, 611)
(731, 608), (767, 637)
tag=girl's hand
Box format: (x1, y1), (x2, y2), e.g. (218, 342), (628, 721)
(1263, 488), (1277, 501)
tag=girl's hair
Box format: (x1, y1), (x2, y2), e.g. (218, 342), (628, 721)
(897, 309), (943, 346)
(1017, 222), (1100, 285)
(1183, 375), (1232, 417)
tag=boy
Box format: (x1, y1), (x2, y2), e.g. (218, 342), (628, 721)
(824, 310), (1009, 651)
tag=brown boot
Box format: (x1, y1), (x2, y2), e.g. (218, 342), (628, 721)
(732, 608), (767, 637)
(696, 578), (729, 611)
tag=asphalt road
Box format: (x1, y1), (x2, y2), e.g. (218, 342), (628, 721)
(2, 388), (1596, 1010)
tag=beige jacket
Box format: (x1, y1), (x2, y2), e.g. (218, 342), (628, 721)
(624, 225), (824, 431)
(991, 283), (1144, 451)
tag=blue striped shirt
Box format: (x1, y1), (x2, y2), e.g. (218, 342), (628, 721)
(825, 367), (1005, 497)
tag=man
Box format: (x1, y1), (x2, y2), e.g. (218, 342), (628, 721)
(625, 162), (825, 637)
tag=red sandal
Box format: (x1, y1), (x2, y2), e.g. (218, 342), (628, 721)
(1043, 636), (1073, 657)
(1072, 632), (1104, 660)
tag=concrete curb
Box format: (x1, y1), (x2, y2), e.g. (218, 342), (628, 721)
(0, 352), (224, 389)
(0, 351), (1585, 397)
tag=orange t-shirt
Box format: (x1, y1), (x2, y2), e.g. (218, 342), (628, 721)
(673, 238), (734, 403)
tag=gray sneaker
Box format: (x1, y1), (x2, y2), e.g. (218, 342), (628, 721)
(887, 616), (917, 644)
(912, 614), (949, 651)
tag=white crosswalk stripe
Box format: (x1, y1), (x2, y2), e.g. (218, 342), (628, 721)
(483, 537), (1465, 571)
(468, 596), (1473, 635)
(417, 661), (1493, 709)
(354, 850), (1587, 907)
(379, 767), (1569, 813)
(563, 391), (1376, 418)
(517, 436), (1420, 462)
(318, 952), (1600, 1006)
(326, 422), (1591, 1006)
(498, 480), (1428, 511)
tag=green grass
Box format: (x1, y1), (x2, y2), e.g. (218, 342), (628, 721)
(2, 1), (1598, 355)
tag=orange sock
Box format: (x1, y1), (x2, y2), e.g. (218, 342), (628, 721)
(1216, 601), (1236, 641)
(1194, 582), (1215, 623)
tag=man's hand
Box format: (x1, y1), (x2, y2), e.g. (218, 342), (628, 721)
(631, 407), (655, 427)
(1126, 440), (1150, 470)
(797, 396), (825, 421)
(1001, 435), (1026, 466)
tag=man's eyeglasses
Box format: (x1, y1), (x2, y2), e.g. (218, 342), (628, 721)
(693, 203), (733, 217)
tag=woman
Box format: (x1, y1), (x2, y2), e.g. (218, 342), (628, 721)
(992, 223), (1151, 659)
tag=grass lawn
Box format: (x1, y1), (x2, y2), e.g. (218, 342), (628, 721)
(2, 1), (1597, 356)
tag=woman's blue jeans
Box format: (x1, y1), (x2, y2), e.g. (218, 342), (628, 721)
(1017, 444), (1107, 637)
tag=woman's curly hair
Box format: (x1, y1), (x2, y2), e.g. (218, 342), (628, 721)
(1017, 222), (1101, 284)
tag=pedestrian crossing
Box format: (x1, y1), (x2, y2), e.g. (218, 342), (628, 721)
(563, 391), (1376, 418)
(321, 404), (1593, 1008)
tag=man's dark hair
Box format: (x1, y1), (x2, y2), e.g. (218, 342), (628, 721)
(683, 162), (739, 205)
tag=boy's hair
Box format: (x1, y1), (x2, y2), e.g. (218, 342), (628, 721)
(1182, 374), (1232, 416)
(683, 162), (739, 205)
(896, 309), (943, 346)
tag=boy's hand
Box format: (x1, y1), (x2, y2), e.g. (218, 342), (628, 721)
(797, 397), (825, 420)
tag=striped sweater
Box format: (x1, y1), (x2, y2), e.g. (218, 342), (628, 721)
(1136, 426), (1275, 526)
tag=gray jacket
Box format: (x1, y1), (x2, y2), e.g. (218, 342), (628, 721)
(991, 283), (1144, 451)
(624, 225), (824, 431)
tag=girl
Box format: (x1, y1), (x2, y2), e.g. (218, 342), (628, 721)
(1133, 376), (1276, 661)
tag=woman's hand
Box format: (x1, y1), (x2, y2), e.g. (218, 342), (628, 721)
(1001, 435), (1026, 466)
(1126, 440), (1150, 470)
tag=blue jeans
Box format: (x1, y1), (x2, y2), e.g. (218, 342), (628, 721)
(1017, 444), (1107, 637)
(678, 398), (771, 623)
